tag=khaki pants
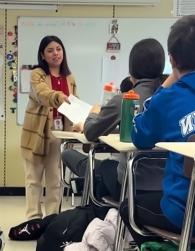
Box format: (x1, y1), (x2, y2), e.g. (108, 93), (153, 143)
(24, 138), (62, 220)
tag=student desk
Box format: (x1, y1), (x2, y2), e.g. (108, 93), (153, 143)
(82, 134), (130, 208)
(52, 130), (90, 145)
(51, 130), (91, 206)
(52, 131), (118, 207)
(99, 134), (162, 203)
(98, 134), (136, 204)
(156, 142), (195, 251)
(98, 134), (136, 207)
(51, 130), (76, 140)
(156, 142), (195, 158)
(99, 134), (139, 251)
(99, 134), (168, 251)
(99, 134), (136, 152)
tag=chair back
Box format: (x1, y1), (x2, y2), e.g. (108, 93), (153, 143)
(184, 134), (195, 178)
(144, 135), (195, 251)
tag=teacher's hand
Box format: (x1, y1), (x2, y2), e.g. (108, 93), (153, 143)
(63, 95), (70, 104)
(72, 122), (84, 133)
(90, 104), (101, 114)
(58, 94), (70, 105)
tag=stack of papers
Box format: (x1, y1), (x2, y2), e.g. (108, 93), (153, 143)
(57, 94), (92, 124)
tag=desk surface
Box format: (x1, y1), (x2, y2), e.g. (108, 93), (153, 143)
(74, 133), (90, 144)
(52, 130), (75, 139)
(52, 130), (90, 144)
(156, 142), (195, 158)
(99, 134), (136, 152)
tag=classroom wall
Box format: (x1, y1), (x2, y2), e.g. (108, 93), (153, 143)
(0, 1), (173, 190)
(0, 9), (5, 188)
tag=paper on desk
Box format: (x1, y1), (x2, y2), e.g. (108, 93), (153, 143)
(57, 94), (92, 124)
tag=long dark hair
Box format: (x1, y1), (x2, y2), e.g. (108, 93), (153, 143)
(36, 35), (71, 76)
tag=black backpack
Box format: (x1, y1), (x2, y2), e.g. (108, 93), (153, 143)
(36, 204), (109, 251)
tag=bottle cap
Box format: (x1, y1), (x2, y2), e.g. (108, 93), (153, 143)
(123, 90), (140, 100)
(104, 82), (114, 92)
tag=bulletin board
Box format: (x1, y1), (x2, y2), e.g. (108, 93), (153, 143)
(17, 17), (176, 125)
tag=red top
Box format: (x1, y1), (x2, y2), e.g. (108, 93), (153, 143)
(50, 74), (69, 117)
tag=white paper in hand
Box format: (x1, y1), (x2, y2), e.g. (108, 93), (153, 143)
(57, 94), (92, 124)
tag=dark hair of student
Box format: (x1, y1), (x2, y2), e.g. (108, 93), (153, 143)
(120, 77), (133, 93)
(168, 15), (195, 72)
(129, 38), (165, 79)
(37, 35), (71, 76)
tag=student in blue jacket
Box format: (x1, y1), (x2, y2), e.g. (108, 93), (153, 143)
(120, 15), (195, 247)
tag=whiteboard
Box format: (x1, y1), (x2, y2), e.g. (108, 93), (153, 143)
(17, 17), (176, 125)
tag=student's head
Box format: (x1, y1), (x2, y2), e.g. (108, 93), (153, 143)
(120, 77), (133, 93)
(37, 35), (71, 76)
(129, 38), (165, 80)
(168, 15), (195, 72)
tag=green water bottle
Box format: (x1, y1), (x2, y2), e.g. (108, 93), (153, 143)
(120, 90), (140, 142)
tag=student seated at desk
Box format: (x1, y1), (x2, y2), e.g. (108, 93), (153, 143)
(119, 15), (195, 248)
(62, 38), (166, 201)
(61, 77), (133, 184)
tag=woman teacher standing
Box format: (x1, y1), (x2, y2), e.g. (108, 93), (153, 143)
(21, 35), (77, 220)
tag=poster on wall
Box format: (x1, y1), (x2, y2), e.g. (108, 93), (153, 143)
(102, 53), (124, 88)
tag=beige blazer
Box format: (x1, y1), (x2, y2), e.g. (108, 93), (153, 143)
(21, 67), (77, 163)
